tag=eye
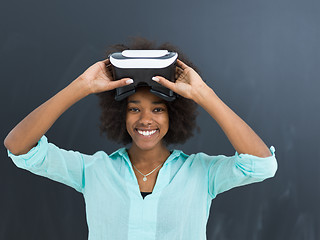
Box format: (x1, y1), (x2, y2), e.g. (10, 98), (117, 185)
(153, 107), (165, 113)
(128, 107), (139, 112)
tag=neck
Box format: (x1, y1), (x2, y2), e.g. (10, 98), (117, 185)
(127, 142), (170, 168)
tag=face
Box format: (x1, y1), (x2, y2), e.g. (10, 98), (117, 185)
(126, 87), (169, 151)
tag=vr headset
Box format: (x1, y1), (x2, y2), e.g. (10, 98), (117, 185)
(109, 50), (178, 101)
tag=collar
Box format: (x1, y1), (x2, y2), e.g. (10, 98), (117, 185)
(109, 147), (188, 166)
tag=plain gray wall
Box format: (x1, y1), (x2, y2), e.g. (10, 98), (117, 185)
(1, 0), (319, 239)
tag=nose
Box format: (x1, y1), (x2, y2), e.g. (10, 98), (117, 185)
(139, 110), (153, 125)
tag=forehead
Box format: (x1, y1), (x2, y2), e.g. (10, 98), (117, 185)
(127, 87), (165, 104)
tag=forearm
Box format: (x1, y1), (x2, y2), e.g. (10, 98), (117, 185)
(194, 86), (272, 157)
(4, 77), (90, 155)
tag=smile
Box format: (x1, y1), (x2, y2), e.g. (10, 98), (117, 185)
(136, 129), (158, 136)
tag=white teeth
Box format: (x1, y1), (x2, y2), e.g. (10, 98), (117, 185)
(137, 129), (157, 136)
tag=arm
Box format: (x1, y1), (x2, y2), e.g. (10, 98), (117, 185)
(194, 87), (271, 157)
(4, 59), (133, 155)
(153, 59), (271, 157)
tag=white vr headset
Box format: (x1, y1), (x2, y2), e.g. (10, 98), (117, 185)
(109, 50), (178, 101)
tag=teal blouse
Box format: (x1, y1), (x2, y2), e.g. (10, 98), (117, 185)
(8, 135), (277, 240)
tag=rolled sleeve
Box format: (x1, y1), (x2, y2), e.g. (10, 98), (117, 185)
(235, 146), (278, 179)
(8, 135), (86, 193)
(8, 135), (49, 168)
(207, 146), (278, 199)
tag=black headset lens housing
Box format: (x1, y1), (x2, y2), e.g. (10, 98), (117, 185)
(109, 50), (178, 101)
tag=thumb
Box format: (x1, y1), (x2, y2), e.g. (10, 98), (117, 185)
(152, 76), (176, 92)
(106, 78), (134, 91)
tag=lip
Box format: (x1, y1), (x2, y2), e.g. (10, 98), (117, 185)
(135, 128), (158, 131)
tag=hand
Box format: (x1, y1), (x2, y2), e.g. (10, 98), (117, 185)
(152, 59), (209, 101)
(77, 59), (133, 94)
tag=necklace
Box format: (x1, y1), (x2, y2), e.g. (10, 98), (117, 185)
(132, 162), (164, 181)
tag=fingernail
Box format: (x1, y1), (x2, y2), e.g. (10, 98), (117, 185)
(126, 79), (134, 84)
(152, 77), (159, 82)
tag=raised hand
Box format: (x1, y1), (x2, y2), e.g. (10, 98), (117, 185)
(152, 59), (209, 101)
(78, 59), (133, 94)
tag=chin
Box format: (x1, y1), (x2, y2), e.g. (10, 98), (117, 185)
(135, 143), (158, 151)
(131, 138), (165, 152)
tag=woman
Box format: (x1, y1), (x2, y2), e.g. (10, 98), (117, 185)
(4, 38), (277, 240)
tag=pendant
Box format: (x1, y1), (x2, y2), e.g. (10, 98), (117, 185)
(143, 176), (147, 181)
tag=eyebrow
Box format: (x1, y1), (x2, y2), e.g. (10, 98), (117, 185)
(128, 100), (166, 105)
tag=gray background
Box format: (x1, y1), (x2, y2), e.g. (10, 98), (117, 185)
(1, 0), (319, 239)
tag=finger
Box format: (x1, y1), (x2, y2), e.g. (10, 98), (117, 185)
(102, 59), (110, 64)
(108, 78), (134, 90)
(176, 66), (184, 74)
(175, 67), (183, 79)
(152, 76), (176, 92)
(105, 69), (113, 79)
(103, 60), (113, 76)
(100, 62), (112, 76)
(176, 59), (189, 69)
(105, 64), (113, 74)
(176, 65), (183, 71)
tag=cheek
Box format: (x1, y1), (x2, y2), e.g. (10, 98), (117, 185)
(125, 114), (139, 135)
(163, 114), (170, 131)
(125, 115), (132, 134)
(125, 121), (129, 134)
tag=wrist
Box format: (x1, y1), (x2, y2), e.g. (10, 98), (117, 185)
(72, 76), (92, 97)
(192, 84), (217, 105)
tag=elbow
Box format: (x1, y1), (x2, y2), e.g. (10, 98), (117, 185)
(4, 135), (12, 152)
(257, 147), (274, 158)
(3, 128), (17, 153)
(258, 152), (273, 158)
(4, 135), (26, 156)
(4, 135), (18, 155)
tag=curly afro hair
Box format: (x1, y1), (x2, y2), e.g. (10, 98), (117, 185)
(97, 36), (199, 146)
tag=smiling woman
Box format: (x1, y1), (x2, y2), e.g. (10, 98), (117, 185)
(126, 87), (169, 152)
(4, 36), (278, 240)
(125, 87), (171, 182)
(97, 37), (198, 146)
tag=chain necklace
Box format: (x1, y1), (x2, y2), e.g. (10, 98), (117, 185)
(132, 162), (164, 181)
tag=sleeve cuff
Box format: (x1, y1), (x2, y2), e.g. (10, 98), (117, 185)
(235, 146), (276, 159)
(234, 146), (278, 178)
(8, 135), (49, 168)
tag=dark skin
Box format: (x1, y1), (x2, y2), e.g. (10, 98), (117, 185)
(153, 59), (272, 157)
(4, 59), (133, 155)
(4, 58), (271, 190)
(124, 88), (171, 192)
(126, 87), (171, 168)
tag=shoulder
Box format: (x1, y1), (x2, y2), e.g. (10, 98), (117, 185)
(79, 147), (125, 169)
(171, 149), (225, 167)
(173, 149), (224, 160)
(84, 147), (125, 159)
